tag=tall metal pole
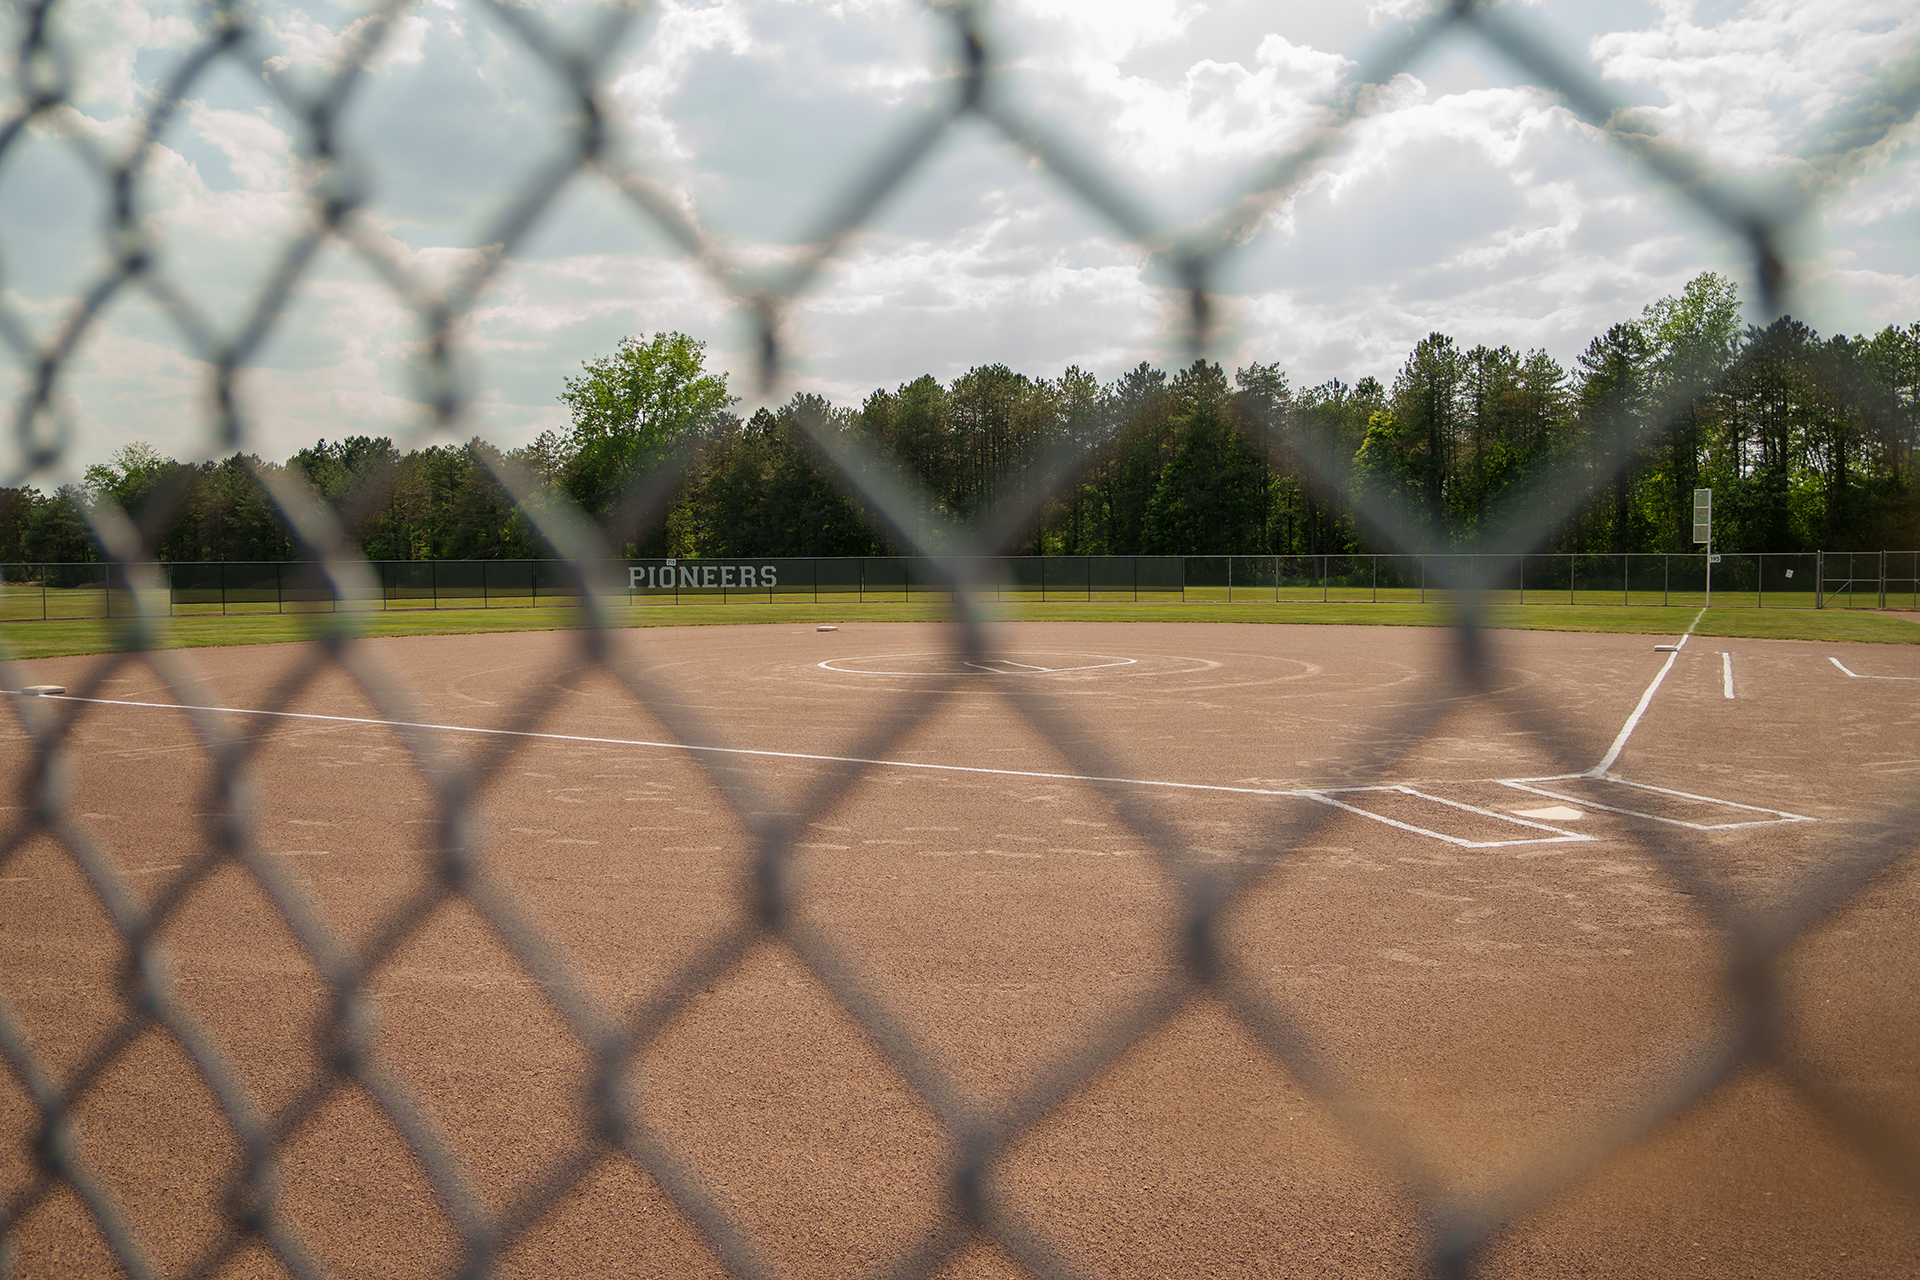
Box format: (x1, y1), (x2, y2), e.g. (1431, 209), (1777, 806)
(1694, 488), (1713, 608)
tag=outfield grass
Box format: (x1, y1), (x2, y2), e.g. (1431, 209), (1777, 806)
(1, 595), (1916, 661)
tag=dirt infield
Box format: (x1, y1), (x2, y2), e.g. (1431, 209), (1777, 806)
(2, 621), (1917, 1278)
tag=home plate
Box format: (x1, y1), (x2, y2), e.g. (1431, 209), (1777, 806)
(1513, 805), (1584, 821)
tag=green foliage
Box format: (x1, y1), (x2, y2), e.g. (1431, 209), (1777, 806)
(70, 442), (293, 562)
(1283, 376), (1379, 555)
(10, 291), (1920, 570)
(188, 456), (295, 562)
(558, 332), (735, 519)
(0, 485), (96, 563)
(693, 397), (880, 556)
(291, 435), (534, 561)
(1141, 362), (1267, 554)
(1352, 410), (1419, 511)
(861, 375), (952, 513)
(1389, 332), (1465, 535)
(1576, 322), (1654, 554)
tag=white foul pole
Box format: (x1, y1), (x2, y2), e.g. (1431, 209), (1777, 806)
(1693, 488), (1713, 607)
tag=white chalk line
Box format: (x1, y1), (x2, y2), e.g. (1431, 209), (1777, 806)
(819, 652), (1139, 676)
(1675, 605), (1707, 650)
(1575, 616), (1814, 830)
(1307, 786), (1595, 848)
(1500, 777), (1813, 831)
(1591, 654), (1676, 776)
(17, 673), (1816, 844)
(1830, 656), (1920, 681)
(1589, 607), (1708, 778)
(16, 691), (1592, 849)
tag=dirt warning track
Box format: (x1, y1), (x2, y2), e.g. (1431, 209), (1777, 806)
(2, 621), (1917, 1279)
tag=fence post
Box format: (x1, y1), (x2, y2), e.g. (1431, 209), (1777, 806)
(1881, 550), (1887, 609)
(1622, 553), (1628, 606)
(1371, 555), (1377, 603)
(1420, 555), (1425, 604)
(1663, 553), (1668, 607)
(1569, 553), (1575, 605)
(1226, 555), (1232, 603)
(1816, 550), (1825, 608)
(1322, 554), (1327, 603)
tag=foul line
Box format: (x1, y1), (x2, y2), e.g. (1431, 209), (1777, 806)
(1674, 606), (1707, 650)
(7, 691), (1375, 802)
(18, 688), (1810, 845)
(1588, 607), (1707, 778)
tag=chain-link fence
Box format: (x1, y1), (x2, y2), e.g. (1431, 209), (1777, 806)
(5, 551), (1915, 618)
(4, 2), (1920, 1277)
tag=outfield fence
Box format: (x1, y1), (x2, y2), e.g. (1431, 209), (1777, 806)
(5, 2), (1920, 1279)
(3, 550), (1914, 619)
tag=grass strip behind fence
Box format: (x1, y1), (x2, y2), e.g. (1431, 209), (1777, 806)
(1, 598), (1916, 662)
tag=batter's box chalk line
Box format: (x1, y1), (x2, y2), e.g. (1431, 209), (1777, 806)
(1303, 784), (1597, 849)
(1498, 776), (1817, 832)
(1830, 656), (1920, 681)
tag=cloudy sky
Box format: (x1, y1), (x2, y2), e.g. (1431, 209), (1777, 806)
(2, 0), (1916, 477)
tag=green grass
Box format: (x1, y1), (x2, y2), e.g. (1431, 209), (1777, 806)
(2, 594), (1916, 661)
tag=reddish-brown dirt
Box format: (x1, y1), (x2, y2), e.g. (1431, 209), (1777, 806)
(2, 620), (1917, 1278)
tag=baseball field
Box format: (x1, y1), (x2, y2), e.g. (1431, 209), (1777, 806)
(2, 619), (1917, 1278)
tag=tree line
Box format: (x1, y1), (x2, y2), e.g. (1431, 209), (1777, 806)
(6, 277), (1918, 566)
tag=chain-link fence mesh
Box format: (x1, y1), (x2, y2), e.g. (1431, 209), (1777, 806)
(3, 1), (1920, 1276)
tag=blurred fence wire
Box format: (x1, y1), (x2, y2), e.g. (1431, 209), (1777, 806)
(3, 1), (1920, 1278)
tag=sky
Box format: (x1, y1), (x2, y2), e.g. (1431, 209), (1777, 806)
(1, 0), (1916, 479)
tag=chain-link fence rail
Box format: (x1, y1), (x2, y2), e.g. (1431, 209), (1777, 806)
(4, 1), (1920, 1278)
(4, 551), (1914, 619)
